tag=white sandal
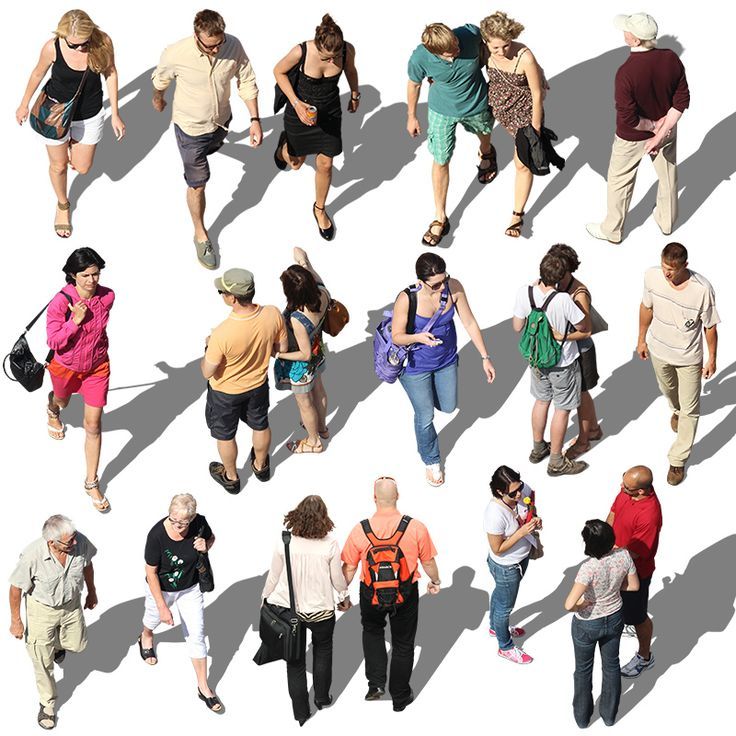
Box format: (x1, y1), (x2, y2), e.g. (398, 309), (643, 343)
(84, 477), (110, 513)
(46, 407), (65, 440)
(425, 463), (444, 487)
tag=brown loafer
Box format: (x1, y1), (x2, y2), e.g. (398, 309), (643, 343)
(667, 465), (685, 485)
(670, 413), (679, 433)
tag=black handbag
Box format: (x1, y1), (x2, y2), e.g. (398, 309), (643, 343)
(253, 531), (303, 665)
(195, 524), (215, 593)
(273, 42), (306, 114)
(3, 293), (73, 392)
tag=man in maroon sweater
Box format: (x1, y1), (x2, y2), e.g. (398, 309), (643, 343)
(587, 13), (689, 244)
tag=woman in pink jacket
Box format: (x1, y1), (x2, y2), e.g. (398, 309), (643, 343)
(46, 247), (114, 511)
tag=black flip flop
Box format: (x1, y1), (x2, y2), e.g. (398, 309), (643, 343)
(137, 636), (157, 665)
(250, 447), (271, 482)
(198, 688), (224, 712)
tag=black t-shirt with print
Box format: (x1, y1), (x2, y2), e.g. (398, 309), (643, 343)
(144, 515), (213, 592)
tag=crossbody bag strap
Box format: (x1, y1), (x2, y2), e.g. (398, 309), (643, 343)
(282, 531), (296, 611)
(25, 290), (73, 336)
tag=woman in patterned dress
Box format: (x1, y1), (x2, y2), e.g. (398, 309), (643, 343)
(481, 12), (546, 237)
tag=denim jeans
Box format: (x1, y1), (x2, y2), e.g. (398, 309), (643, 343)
(571, 610), (624, 728)
(399, 360), (458, 465)
(487, 555), (528, 650)
(286, 615), (335, 722)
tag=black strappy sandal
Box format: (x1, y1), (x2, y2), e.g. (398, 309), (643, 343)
(505, 210), (525, 238)
(137, 636), (157, 665)
(313, 202), (335, 241)
(477, 146), (498, 184)
(198, 688), (224, 712)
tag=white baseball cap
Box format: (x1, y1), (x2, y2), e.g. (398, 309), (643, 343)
(614, 13), (658, 40)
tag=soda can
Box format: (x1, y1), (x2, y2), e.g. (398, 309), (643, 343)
(306, 105), (318, 123)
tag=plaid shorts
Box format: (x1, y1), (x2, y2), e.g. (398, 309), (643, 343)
(427, 107), (495, 164)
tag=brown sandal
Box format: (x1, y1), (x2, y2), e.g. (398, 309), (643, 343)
(421, 219), (450, 247)
(55, 201), (72, 238)
(477, 146), (498, 184)
(300, 421), (329, 439)
(287, 438), (324, 454)
(505, 211), (524, 238)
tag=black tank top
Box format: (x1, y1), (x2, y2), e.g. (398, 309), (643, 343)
(45, 37), (103, 121)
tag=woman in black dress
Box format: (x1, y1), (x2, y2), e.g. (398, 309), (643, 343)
(273, 14), (360, 240)
(16, 9), (125, 237)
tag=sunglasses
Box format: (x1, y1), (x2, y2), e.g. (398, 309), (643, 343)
(374, 475), (396, 484)
(65, 39), (90, 50)
(217, 290), (227, 295)
(423, 274), (449, 291)
(54, 534), (77, 548)
(197, 34), (225, 51)
(505, 485), (523, 498)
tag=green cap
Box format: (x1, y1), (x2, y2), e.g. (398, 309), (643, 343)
(214, 268), (255, 298)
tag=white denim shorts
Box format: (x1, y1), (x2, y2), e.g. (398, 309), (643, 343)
(46, 107), (105, 146)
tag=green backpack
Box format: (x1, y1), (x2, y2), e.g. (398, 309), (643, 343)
(518, 285), (565, 369)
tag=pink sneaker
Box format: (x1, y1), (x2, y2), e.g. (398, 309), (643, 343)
(498, 646), (533, 665)
(489, 626), (526, 638)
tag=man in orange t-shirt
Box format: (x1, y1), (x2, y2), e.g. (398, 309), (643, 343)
(201, 268), (287, 493)
(342, 477), (441, 712)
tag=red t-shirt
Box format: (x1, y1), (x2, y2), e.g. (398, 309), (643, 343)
(610, 489), (662, 579)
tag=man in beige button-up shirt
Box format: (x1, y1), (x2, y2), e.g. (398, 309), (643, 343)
(8, 515), (97, 730)
(152, 9), (262, 270)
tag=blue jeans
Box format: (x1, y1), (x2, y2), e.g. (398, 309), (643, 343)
(399, 360), (458, 465)
(571, 610), (624, 728)
(487, 555), (528, 651)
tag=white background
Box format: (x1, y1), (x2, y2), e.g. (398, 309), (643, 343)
(2, 1), (734, 732)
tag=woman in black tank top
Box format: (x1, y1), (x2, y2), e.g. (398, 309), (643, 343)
(16, 9), (125, 238)
(273, 14), (361, 241)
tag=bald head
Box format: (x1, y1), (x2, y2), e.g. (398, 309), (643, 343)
(623, 465), (654, 494)
(374, 477), (399, 508)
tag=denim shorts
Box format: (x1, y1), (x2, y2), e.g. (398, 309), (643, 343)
(530, 361), (582, 411)
(174, 117), (231, 188)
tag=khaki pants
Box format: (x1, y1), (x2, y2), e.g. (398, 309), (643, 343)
(650, 353), (702, 466)
(601, 130), (678, 241)
(25, 595), (87, 713)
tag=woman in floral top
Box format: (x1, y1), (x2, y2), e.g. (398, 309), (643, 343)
(565, 520), (640, 729)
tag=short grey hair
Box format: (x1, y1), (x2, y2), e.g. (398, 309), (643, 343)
(42, 515), (76, 542)
(168, 493), (197, 519)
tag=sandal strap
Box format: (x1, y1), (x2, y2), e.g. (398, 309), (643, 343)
(84, 478), (100, 491)
(57, 201), (71, 211)
(512, 210), (525, 216)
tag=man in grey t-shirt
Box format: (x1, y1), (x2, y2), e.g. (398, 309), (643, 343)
(637, 242), (719, 485)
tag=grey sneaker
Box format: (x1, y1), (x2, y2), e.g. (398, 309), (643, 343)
(547, 455), (589, 476)
(194, 237), (217, 270)
(621, 652), (655, 678)
(529, 441), (551, 464)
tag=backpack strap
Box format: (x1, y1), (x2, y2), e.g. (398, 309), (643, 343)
(540, 290), (559, 312)
(290, 310), (316, 336)
(361, 515), (412, 547)
(423, 287), (449, 334)
(403, 287), (418, 335)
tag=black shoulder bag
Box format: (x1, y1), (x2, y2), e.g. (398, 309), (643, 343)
(195, 524), (215, 593)
(3, 292), (73, 392)
(274, 42), (306, 113)
(253, 531), (303, 665)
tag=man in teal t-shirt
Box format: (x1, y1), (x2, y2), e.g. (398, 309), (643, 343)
(407, 23), (496, 246)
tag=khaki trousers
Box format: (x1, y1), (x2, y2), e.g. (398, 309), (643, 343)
(650, 353), (702, 466)
(601, 130), (678, 241)
(25, 595), (87, 713)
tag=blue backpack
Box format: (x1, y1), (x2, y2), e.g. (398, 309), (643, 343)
(374, 286), (448, 383)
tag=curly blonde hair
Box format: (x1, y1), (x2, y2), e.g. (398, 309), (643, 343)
(480, 11), (524, 42)
(54, 9), (114, 75)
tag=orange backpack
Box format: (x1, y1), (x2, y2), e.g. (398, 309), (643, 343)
(361, 515), (414, 611)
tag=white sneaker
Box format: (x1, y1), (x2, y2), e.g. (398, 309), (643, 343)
(621, 652), (655, 678)
(425, 464), (444, 487)
(585, 222), (621, 244)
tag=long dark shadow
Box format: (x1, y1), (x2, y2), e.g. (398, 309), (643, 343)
(69, 68), (170, 205)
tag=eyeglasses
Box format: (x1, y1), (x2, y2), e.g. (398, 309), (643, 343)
(65, 39), (90, 51)
(197, 34), (225, 51)
(167, 517), (192, 528)
(620, 481), (641, 495)
(423, 274), (449, 291)
(54, 534), (77, 549)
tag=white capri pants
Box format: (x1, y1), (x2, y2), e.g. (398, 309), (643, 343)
(142, 583), (207, 659)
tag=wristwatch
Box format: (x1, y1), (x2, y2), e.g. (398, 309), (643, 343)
(351, 91), (361, 100)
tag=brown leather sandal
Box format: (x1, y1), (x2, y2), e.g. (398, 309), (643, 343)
(421, 219), (450, 247)
(477, 146), (498, 184)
